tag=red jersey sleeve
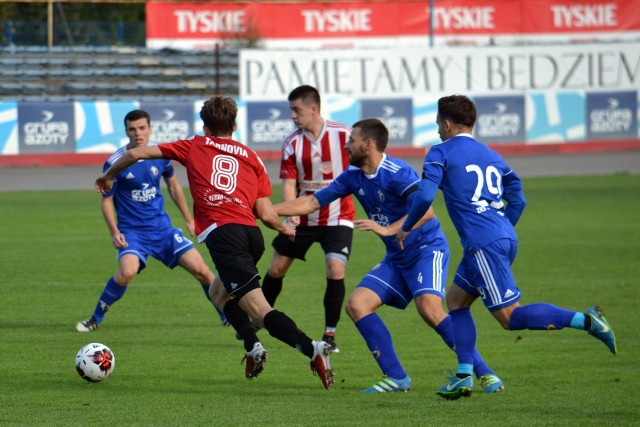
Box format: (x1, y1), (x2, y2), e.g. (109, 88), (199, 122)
(158, 139), (191, 164)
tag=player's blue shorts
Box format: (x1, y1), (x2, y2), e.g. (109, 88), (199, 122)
(117, 227), (194, 272)
(357, 248), (449, 309)
(454, 238), (522, 312)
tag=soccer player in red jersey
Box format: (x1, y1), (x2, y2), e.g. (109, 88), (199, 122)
(95, 96), (335, 389)
(262, 85), (356, 352)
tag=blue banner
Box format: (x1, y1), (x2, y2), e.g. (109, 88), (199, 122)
(141, 102), (195, 144)
(360, 98), (413, 146)
(586, 91), (637, 140)
(18, 102), (76, 153)
(474, 96), (525, 143)
(246, 101), (295, 148)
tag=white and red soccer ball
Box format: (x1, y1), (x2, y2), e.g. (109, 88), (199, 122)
(75, 343), (115, 382)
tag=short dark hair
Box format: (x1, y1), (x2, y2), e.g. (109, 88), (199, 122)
(124, 110), (150, 128)
(437, 95), (476, 128)
(288, 85), (321, 111)
(199, 96), (237, 136)
(352, 118), (389, 152)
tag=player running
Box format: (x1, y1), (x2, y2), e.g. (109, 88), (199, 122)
(399, 95), (617, 400)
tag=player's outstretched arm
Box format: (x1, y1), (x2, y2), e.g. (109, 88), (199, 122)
(273, 195), (321, 217)
(95, 146), (164, 193)
(254, 196), (296, 238)
(356, 207), (436, 237)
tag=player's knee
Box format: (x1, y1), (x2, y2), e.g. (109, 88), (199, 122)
(345, 296), (369, 321)
(114, 272), (134, 286)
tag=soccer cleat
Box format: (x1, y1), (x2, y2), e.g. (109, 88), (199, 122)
(322, 334), (340, 353)
(586, 306), (617, 354)
(478, 374), (504, 393)
(436, 370), (473, 400)
(361, 375), (411, 393)
(241, 342), (267, 379)
(75, 316), (99, 333)
(310, 340), (335, 390)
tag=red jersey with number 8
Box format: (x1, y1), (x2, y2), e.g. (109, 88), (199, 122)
(158, 135), (272, 241)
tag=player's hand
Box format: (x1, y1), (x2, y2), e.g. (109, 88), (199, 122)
(396, 230), (408, 251)
(185, 218), (196, 237)
(95, 175), (114, 193)
(285, 216), (300, 226)
(354, 219), (391, 237)
(112, 232), (128, 249)
(281, 223), (296, 241)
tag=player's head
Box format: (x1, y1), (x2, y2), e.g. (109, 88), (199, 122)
(288, 85), (321, 130)
(200, 96), (237, 137)
(436, 95), (476, 141)
(347, 118), (388, 167)
(124, 110), (152, 148)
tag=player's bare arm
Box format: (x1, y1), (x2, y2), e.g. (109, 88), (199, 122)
(100, 196), (128, 249)
(273, 194), (321, 217)
(357, 207), (436, 238)
(164, 174), (196, 237)
(95, 145), (164, 193)
(254, 196), (296, 238)
(281, 178), (300, 226)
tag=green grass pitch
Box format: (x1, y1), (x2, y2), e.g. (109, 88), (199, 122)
(0, 173), (638, 426)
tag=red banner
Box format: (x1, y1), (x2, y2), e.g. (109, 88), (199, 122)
(146, 0), (640, 49)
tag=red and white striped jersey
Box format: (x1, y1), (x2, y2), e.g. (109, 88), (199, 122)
(280, 119), (355, 227)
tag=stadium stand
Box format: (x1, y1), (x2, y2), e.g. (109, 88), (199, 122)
(0, 45), (240, 101)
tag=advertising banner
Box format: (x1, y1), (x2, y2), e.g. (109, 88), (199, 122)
(240, 43), (640, 100)
(0, 102), (18, 155)
(18, 102), (75, 154)
(586, 91), (637, 140)
(360, 98), (413, 146)
(146, 0), (640, 50)
(141, 102), (195, 144)
(246, 101), (295, 149)
(474, 96), (525, 143)
(75, 101), (139, 153)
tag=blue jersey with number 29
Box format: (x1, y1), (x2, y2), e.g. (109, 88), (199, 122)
(422, 134), (523, 253)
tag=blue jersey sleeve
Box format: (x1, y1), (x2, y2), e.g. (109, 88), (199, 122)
(401, 148), (445, 232)
(314, 171), (351, 208)
(502, 169), (526, 226)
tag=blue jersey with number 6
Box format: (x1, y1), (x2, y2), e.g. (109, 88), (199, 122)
(422, 134), (522, 252)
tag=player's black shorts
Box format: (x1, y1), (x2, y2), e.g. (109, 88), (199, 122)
(205, 223), (265, 299)
(271, 225), (353, 262)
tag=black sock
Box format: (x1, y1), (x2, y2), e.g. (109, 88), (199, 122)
(262, 274), (283, 307)
(223, 299), (259, 352)
(324, 278), (345, 329)
(263, 310), (314, 358)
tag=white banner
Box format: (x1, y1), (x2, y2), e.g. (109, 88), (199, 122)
(240, 43), (640, 100)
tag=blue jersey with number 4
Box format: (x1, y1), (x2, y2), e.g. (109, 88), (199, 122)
(315, 154), (447, 265)
(103, 146), (175, 232)
(422, 134), (522, 252)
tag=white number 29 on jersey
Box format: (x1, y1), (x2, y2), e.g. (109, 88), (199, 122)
(465, 164), (503, 209)
(211, 154), (238, 194)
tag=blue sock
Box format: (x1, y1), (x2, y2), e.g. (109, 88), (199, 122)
(570, 312), (586, 330)
(93, 277), (127, 323)
(435, 316), (492, 377)
(450, 308), (475, 376)
(201, 284), (227, 321)
(355, 313), (406, 380)
(509, 303), (576, 330)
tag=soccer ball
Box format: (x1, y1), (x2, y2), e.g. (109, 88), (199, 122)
(75, 343), (115, 382)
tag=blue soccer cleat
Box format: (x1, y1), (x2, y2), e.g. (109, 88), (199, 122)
(436, 370), (473, 400)
(361, 375), (411, 393)
(478, 374), (504, 393)
(586, 306), (617, 354)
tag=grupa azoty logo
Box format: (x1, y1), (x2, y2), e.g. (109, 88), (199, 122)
(23, 109), (70, 146)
